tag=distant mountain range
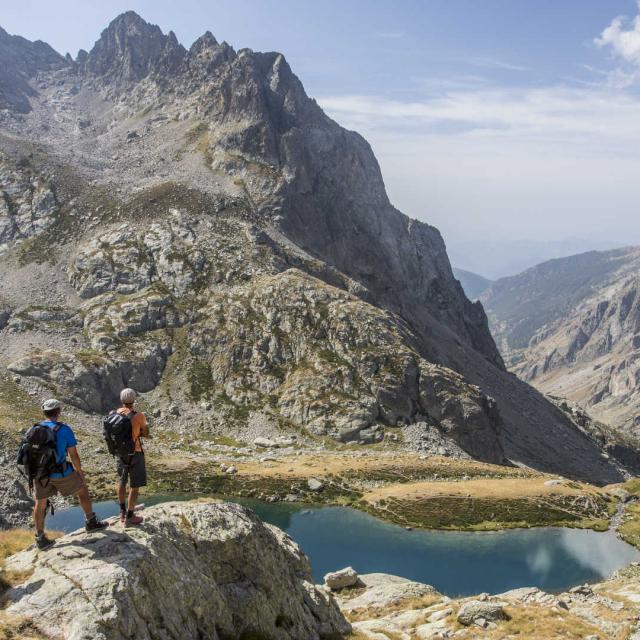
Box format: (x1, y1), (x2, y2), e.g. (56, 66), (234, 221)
(482, 247), (640, 433)
(452, 268), (492, 300)
(448, 237), (626, 280)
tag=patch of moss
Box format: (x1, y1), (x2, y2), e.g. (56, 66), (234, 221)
(189, 360), (214, 401)
(363, 493), (611, 531)
(75, 349), (109, 368)
(0, 376), (41, 434)
(619, 502), (640, 549)
(317, 349), (351, 368)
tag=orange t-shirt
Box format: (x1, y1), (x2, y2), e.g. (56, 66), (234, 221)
(117, 408), (148, 453)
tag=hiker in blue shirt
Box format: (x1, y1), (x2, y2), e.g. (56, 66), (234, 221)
(31, 399), (107, 549)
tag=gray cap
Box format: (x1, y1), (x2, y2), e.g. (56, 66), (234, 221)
(42, 398), (62, 412)
(120, 388), (137, 404)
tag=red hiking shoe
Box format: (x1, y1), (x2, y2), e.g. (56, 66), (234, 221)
(125, 513), (144, 527)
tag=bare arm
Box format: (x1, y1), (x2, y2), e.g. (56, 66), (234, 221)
(139, 414), (149, 438)
(68, 446), (84, 476)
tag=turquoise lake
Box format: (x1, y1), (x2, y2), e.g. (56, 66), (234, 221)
(47, 495), (640, 597)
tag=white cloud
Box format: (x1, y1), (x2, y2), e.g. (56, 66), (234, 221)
(596, 6), (640, 65)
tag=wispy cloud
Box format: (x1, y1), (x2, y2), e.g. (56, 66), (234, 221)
(319, 86), (640, 146)
(464, 56), (528, 72)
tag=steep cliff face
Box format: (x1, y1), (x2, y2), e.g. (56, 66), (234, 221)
(483, 247), (640, 434)
(0, 13), (629, 481)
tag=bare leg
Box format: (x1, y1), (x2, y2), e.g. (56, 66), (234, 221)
(117, 482), (127, 505)
(34, 498), (48, 534)
(76, 484), (93, 517)
(128, 487), (139, 512)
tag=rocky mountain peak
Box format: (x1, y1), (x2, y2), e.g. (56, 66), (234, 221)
(190, 30), (219, 51)
(187, 30), (235, 76)
(0, 24), (68, 112)
(82, 11), (187, 81)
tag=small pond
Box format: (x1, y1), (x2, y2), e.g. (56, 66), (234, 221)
(47, 495), (640, 597)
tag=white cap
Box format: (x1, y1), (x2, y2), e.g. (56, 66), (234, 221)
(42, 398), (62, 412)
(120, 388), (137, 404)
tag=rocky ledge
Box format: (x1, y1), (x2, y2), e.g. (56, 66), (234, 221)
(331, 567), (640, 639)
(3, 501), (350, 640)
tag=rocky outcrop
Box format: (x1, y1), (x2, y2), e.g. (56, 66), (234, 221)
(0, 153), (59, 252)
(0, 455), (33, 529)
(191, 269), (505, 462)
(336, 566), (640, 639)
(8, 343), (170, 413)
(338, 573), (437, 612)
(4, 501), (350, 640)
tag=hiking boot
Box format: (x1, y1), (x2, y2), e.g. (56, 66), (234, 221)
(85, 513), (109, 532)
(119, 510), (126, 524)
(35, 533), (55, 550)
(125, 513), (143, 527)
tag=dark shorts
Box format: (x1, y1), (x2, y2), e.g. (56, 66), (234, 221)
(34, 469), (85, 500)
(116, 452), (147, 488)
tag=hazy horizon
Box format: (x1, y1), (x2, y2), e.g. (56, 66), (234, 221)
(3, 0), (640, 274)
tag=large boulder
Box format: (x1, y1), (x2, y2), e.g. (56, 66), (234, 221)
(457, 599), (508, 626)
(324, 566), (358, 590)
(4, 501), (351, 640)
(338, 573), (438, 612)
(0, 455), (33, 529)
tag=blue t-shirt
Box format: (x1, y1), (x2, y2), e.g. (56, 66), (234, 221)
(41, 420), (77, 479)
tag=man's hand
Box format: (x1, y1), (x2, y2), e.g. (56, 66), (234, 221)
(68, 446), (84, 476)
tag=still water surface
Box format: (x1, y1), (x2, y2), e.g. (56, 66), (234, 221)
(47, 495), (640, 597)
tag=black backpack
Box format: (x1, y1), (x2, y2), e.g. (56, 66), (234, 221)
(103, 411), (136, 458)
(16, 422), (65, 492)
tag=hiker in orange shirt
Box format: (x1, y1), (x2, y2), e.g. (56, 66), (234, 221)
(107, 388), (149, 526)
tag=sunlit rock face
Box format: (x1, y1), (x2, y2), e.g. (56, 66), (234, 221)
(3, 501), (351, 639)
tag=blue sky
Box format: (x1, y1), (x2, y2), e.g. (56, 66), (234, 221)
(3, 1), (640, 276)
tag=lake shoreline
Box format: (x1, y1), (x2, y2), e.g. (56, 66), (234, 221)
(135, 451), (626, 536)
(44, 493), (640, 598)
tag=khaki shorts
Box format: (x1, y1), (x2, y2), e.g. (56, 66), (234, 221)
(34, 470), (85, 500)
